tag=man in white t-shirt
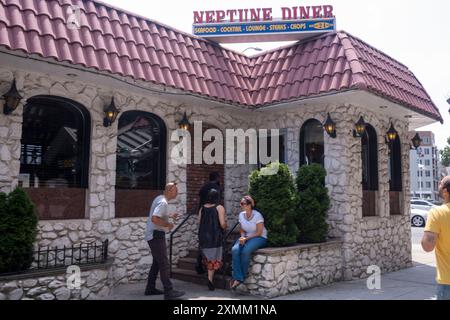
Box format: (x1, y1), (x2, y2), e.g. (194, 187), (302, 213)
(144, 182), (185, 300)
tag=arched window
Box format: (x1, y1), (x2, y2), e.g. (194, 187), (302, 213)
(361, 124), (378, 217)
(299, 119), (324, 166)
(115, 111), (166, 218)
(19, 96), (91, 219)
(389, 136), (403, 215)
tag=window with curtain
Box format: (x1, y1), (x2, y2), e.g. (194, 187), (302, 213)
(299, 119), (324, 166)
(389, 135), (402, 215)
(19, 96), (91, 220)
(116, 111), (166, 190)
(115, 111), (166, 218)
(361, 124), (378, 217)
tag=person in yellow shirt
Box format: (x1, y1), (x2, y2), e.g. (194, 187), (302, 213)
(422, 175), (450, 300)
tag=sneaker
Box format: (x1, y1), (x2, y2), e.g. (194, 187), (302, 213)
(164, 290), (185, 300)
(207, 280), (215, 291)
(144, 288), (164, 295)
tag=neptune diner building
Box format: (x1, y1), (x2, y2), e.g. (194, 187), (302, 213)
(0, 0), (443, 299)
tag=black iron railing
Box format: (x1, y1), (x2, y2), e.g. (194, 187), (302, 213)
(32, 239), (109, 270)
(221, 221), (240, 288)
(169, 209), (197, 276)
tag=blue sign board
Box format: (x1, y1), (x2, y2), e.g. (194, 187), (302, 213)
(193, 18), (336, 43)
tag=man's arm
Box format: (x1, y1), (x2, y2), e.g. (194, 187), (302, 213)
(151, 216), (174, 230)
(421, 231), (438, 252)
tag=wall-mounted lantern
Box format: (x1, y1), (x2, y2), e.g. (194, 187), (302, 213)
(411, 132), (422, 150)
(385, 123), (398, 145)
(103, 97), (120, 127)
(353, 116), (366, 138)
(178, 111), (191, 131)
(3, 79), (23, 115)
(323, 113), (336, 138)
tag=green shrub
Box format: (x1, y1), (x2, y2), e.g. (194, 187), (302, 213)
(248, 162), (298, 247)
(0, 187), (38, 273)
(295, 164), (330, 243)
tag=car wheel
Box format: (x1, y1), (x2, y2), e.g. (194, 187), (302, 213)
(411, 215), (425, 227)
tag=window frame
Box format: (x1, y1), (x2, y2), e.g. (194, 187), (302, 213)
(115, 110), (167, 191)
(20, 95), (91, 189)
(299, 119), (325, 167)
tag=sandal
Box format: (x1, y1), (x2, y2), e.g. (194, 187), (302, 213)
(230, 280), (241, 290)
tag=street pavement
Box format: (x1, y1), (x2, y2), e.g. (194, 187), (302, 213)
(106, 227), (438, 300)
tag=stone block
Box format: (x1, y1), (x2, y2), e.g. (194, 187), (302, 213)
(9, 288), (23, 300)
(27, 287), (47, 297)
(262, 264), (274, 281)
(22, 279), (38, 288)
(253, 255), (266, 264)
(37, 293), (55, 300)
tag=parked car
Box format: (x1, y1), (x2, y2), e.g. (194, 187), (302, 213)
(410, 199), (435, 211)
(410, 208), (428, 227)
(431, 200), (443, 206)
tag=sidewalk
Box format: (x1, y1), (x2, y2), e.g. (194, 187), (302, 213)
(106, 232), (438, 300)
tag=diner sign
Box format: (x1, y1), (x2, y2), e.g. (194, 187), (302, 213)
(192, 6), (336, 43)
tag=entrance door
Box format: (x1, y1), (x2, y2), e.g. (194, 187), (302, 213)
(186, 124), (224, 215)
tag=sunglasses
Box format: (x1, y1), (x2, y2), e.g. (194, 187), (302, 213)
(240, 201), (250, 206)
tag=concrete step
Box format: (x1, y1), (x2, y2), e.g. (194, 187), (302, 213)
(171, 267), (232, 290)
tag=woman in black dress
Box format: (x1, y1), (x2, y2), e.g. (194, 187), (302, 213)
(198, 189), (227, 290)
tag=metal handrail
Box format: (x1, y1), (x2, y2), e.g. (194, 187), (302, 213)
(169, 208), (197, 276)
(221, 221), (240, 288)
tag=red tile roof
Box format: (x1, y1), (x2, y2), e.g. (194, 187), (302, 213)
(0, 0), (442, 122)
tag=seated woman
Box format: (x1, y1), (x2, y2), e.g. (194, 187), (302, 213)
(198, 189), (227, 290)
(230, 195), (267, 289)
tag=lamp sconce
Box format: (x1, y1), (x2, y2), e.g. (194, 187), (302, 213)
(3, 79), (23, 115)
(385, 123), (398, 145)
(103, 97), (120, 127)
(411, 132), (422, 150)
(323, 113), (336, 138)
(178, 111), (191, 131)
(352, 116), (366, 138)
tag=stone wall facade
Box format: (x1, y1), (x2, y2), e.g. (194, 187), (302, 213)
(254, 102), (412, 280)
(237, 240), (343, 298)
(0, 53), (415, 297)
(0, 61), (255, 287)
(0, 264), (113, 300)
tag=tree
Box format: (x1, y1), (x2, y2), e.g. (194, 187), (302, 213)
(294, 164), (330, 243)
(248, 162), (298, 247)
(440, 137), (450, 167)
(0, 187), (38, 273)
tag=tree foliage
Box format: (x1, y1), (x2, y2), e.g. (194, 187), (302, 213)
(294, 164), (330, 243)
(0, 187), (38, 273)
(440, 136), (450, 167)
(248, 162), (298, 247)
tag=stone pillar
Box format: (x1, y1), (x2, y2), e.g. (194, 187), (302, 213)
(0, 71), (23, 193)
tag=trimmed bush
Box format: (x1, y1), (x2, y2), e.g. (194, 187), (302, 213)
(249, 162), (298, 247)
(295, 164), (330, 243)
(0, 187), (38, 273)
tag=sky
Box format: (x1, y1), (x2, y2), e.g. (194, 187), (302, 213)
(103, 0), (450, 149)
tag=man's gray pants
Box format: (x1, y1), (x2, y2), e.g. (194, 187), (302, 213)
(146, 237), (173, 293)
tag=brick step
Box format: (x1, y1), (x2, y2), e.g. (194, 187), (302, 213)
(171, 268), (232, 289)
(185, 250), (232, 262)
(186, 243), (238, 257)
(177, 257), (232, 274)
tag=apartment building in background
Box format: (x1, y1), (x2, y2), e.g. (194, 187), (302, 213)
(409, 131), (440, 201)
